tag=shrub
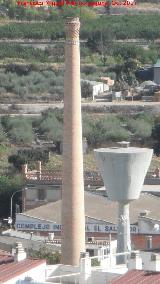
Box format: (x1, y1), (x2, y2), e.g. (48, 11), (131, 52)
(81, 81), (92, 98)
(83, 115), (129, 147)
(91, 258), (100, 266)
(8, 154), (27, 171)
(0, 124), (8, 143)
(3, 117), (34, 144)
(0, 43), (48, 62)
(81, 65), (98, 75)
(127, 118), (152, 138)
(39, 115), (63, 143)
(0, 175), (23, 218)
(152, 123), (160, 156)
(29, 247), (61, 265)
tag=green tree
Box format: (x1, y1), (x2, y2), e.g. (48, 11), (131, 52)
(127, 118), (152, 139)
(81, 81), (92, 98)
(152, 124), (160, 156)
(8, 154), (27, 171)
(39, 112), (63, 143)
(2, 117), (34, 144)
(83, 115), (129, 147)
(0, 175), (23, 218)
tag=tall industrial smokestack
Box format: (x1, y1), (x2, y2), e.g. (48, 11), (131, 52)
(61, 17), (85, 266)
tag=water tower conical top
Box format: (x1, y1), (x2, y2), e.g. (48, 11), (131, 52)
(94, 145), (153, 263)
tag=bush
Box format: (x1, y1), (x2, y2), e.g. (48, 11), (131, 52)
(91, 258), (100, 266)
(39, 115), (63, 143)
(0, 69), (64, 101)
(81, 65), (98, 75)
(0, 14), (159, 41)
(8, 154), (26, 171)
(0, 175), (23, 218)
(29, 247), (61, 264)
(0, 123), (7, 142)
(127, 118), (152, 139)
(152, 123), (160, 156)
(2, 117), (34, 144)
(81, 81), (92, 98)
(0, 43), (49, 62)
(83, 115), (129, 146)
(9, 127), (34, 144)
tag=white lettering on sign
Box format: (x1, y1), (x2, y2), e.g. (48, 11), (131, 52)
(16, 222), (139, 234)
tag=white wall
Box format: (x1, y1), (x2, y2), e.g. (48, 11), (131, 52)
(4, 262), (46, 284)
(91, 270), (121, 284)
(46, 264), (79, 283)
(93, 84), (104, 99)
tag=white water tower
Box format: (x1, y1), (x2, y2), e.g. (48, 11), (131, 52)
(94, 144), (153, 264)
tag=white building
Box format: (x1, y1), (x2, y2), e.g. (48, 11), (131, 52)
(15, 192), (160, 251)
(0, 244), (46, 284)
(81, 80), (109, 100)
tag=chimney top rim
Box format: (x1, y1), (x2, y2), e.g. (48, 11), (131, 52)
(65, 17), (80, 24)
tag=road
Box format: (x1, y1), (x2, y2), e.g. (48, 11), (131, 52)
(0, 101), (160, 116)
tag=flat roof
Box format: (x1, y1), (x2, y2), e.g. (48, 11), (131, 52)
(94, 147), (152, 154)
(110, 269), (160, 284)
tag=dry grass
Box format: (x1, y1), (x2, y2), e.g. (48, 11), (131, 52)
(0, 144), (15, 174)
(43, 151), (98, 172)
(43, 151), (160, 173)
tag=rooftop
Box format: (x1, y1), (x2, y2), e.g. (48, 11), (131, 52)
(110, 269), (160, 284)
(19, 192), (160, 224)
(0, 249), (13, 264)
(0, 258), (45, 283)
(94, 147), (152, 154)
(81, 79), (102, 86)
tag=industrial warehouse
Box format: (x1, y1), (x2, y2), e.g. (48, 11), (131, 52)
(15, 191), (160, 250)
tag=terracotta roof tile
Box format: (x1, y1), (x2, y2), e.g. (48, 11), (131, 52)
(110, 270), (160, 284)
(0, 258), (45, 283)
(0, 249), (14, 264)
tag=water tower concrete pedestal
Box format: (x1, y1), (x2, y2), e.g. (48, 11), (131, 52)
(117, 202), (130, 264)
(94, 146), (153, 264)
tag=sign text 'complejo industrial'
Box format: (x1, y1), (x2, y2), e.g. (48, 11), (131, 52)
(16, 222), (139, 233)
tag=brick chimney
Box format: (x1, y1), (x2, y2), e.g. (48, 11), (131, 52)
(61, 17), (85, 266)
